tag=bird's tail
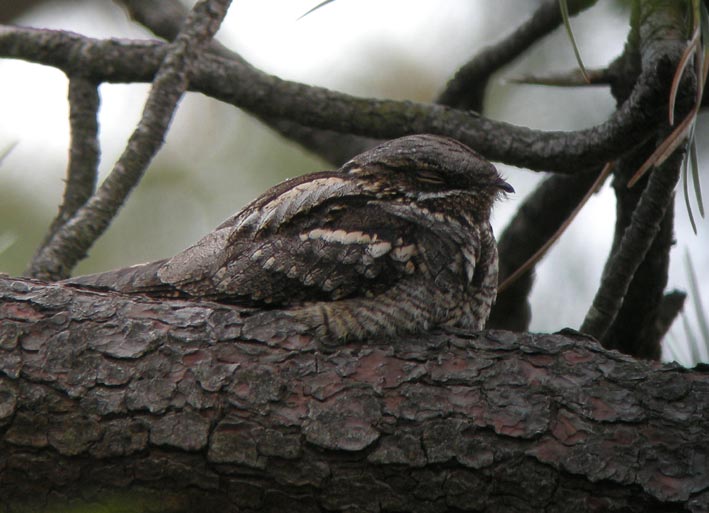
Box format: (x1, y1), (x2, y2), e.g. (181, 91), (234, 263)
(61, 259), (176, 296)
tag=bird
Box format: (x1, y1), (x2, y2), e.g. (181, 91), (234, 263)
(64, 134), (513, 346)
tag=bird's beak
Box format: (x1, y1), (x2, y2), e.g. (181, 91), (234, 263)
(496, 178), (514, 193)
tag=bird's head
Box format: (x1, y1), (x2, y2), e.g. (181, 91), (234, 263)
(342, 135), (513, 207)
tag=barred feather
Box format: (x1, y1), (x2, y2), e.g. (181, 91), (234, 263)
(63, 134), (512, 345)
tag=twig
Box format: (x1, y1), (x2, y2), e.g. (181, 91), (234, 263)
(25, 0), (232, 280)
(507, 67), (611, 87)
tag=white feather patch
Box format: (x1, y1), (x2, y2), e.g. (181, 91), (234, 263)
(367, 241), (392, 258)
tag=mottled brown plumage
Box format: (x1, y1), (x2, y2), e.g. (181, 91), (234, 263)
(65, 135), (512, 345)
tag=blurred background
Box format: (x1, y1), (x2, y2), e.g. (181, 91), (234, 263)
(1, 0), (707, 364)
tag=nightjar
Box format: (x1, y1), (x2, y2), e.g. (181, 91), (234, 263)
(65, 135), (513, 345)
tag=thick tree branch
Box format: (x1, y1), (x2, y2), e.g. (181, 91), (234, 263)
(21, 0), (232, 281)
(0, 25), (680, 173)
(0, 277), (707, 512)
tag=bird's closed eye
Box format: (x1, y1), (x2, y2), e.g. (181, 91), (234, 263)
(415, 171), (446, 185)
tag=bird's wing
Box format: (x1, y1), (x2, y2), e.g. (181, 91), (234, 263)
(64, 171), (361, 297)
(64, 172), (475, 308)
(215, 171), (364, 233)
(158, 194), (429, 305)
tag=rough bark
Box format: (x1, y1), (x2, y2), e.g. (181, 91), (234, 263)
(0, 277), (707, 513)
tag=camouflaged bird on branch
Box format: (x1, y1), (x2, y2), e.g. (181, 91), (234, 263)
(65, 135), (513, 346)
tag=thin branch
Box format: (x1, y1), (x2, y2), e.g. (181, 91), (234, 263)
(437, 0), (597, 111)
(24, 0), (232, 280)
(596, 140), (671, 360)
(507, 67), (611, 87)
(580, 149), (684, 340)
(602, 179), (675, 360)
(26, 77), (100, 279)
(0, 26), (684, 173)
